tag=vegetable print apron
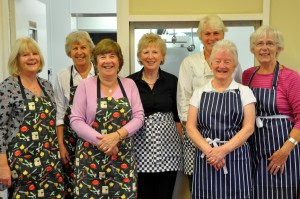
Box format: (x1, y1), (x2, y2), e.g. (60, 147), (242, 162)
(61, 65), (79, 198)
(248, 62), (300, 199)
(74, 77), (137, 199)
(192, 89), (252, 199)
(7, 76), (64, 199)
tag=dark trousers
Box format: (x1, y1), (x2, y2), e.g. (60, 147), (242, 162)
(138, 171), (177, 199)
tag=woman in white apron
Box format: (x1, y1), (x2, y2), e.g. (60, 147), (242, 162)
(243, 25), (300, 199)
(186, 40), (256, 199)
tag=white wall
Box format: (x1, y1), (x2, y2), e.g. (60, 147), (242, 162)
(70, 0), (116, 14)
(14, 0), (48, 79)
(41, 0), (116, 83)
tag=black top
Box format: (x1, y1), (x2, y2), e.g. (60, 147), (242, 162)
(128, 68), (180, 122)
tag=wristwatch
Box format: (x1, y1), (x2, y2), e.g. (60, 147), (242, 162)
(288, 137), (298, 146)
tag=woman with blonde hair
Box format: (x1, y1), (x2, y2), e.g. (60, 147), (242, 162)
(128, 33), (182, 199)
(0, 37), (64, 198)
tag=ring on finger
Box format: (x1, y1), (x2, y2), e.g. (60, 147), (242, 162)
(276, 165), (281, 168)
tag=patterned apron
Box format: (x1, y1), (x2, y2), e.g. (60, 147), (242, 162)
(133, 112), (182, 172)
(61, 65), (79, 198)
(248, 62), (300, 199)
(182, 127), (195, 175)
(6, 76), (64, 199)
(74, 77), (137, 199)
(192, 89), (252, 199)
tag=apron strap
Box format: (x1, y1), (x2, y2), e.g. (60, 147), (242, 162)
(71, 63), (97, 88)
(200, 137), (228, 175)
(247, 62), (280, 89)
(272, 62), (280, 89)
(18, 76), (48, 99)
(256, 114), (290, 128)
(97, 76), (127, 98)
(70, 65), (74, 87)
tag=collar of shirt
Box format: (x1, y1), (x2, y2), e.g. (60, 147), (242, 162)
(72, 62), (96, 79)
(135, 67), (165, 84)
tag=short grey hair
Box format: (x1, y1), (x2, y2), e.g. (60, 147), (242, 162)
(197, 15), (228, 38)
(65, 31), (95, 57)
(250, 25), (284, 56)
(209, 39), (238, 67)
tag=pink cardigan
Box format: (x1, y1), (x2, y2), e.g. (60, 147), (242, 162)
(70, 76), (144, 145)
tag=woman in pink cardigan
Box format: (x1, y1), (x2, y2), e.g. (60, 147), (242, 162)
(70, 39), (144, 198)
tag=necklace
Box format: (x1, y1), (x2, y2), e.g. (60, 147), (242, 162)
(20, 77), (40, 94)
(142, 72), (159, 86)
(108, 88), (113, 93)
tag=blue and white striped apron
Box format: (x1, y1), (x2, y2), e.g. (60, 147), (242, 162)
(192, 89), (252, 199)
(248, 62), (300, 199)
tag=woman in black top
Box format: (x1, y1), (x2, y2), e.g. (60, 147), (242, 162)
(128, 33), (182, 199)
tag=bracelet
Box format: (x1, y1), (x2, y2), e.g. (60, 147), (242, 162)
(116, 130), (125, 141)
(288, 137), (298, 146)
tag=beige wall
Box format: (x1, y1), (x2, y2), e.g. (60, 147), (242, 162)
(0, 0), (10, 82)
(271, 0), (300, 72)
(129, 0), (263, 15)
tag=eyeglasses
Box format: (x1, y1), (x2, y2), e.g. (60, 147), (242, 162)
(255, 41), (276, 48)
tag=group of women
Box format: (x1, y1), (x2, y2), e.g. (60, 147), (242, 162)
(0, 14), (299, 199)
(180, 15), (300, 199)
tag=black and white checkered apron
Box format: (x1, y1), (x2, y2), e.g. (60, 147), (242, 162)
(248, 62), (300, 199)
(182, 127), (196, 175)
(133, 112), (182, 172)
(192, 89), (252, 199)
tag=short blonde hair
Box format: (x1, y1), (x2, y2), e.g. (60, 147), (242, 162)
(92, 39), (124, 73)
(197, 15), (228, 39)
(65, 31), (95, 57)
(8, 37), (45, 76)
(137, 33), (166, 65)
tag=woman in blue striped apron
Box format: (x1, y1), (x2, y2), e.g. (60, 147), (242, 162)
(54, 31), (95, 199)
(177, 15), (243, 191)
(186, 40), (256, 199)
(243, 25), (300, 199)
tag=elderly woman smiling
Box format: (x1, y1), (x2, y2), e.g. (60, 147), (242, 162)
(243, 25), (300, 199)
(186, 40), (256, 199)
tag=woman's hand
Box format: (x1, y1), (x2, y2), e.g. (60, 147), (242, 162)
(206, 146), (228, 170)
(267, 148), (289, 175)
(0, 163), (12, 188)
(58, 145), (70, 165)
(104, 146), (119, 156)
(96, 132), (119, 154)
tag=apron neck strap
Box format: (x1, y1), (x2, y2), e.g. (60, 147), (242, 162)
(247, 61), (280, 89)
(18, 76), (48, 99)
(97, 77), (127, 99)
